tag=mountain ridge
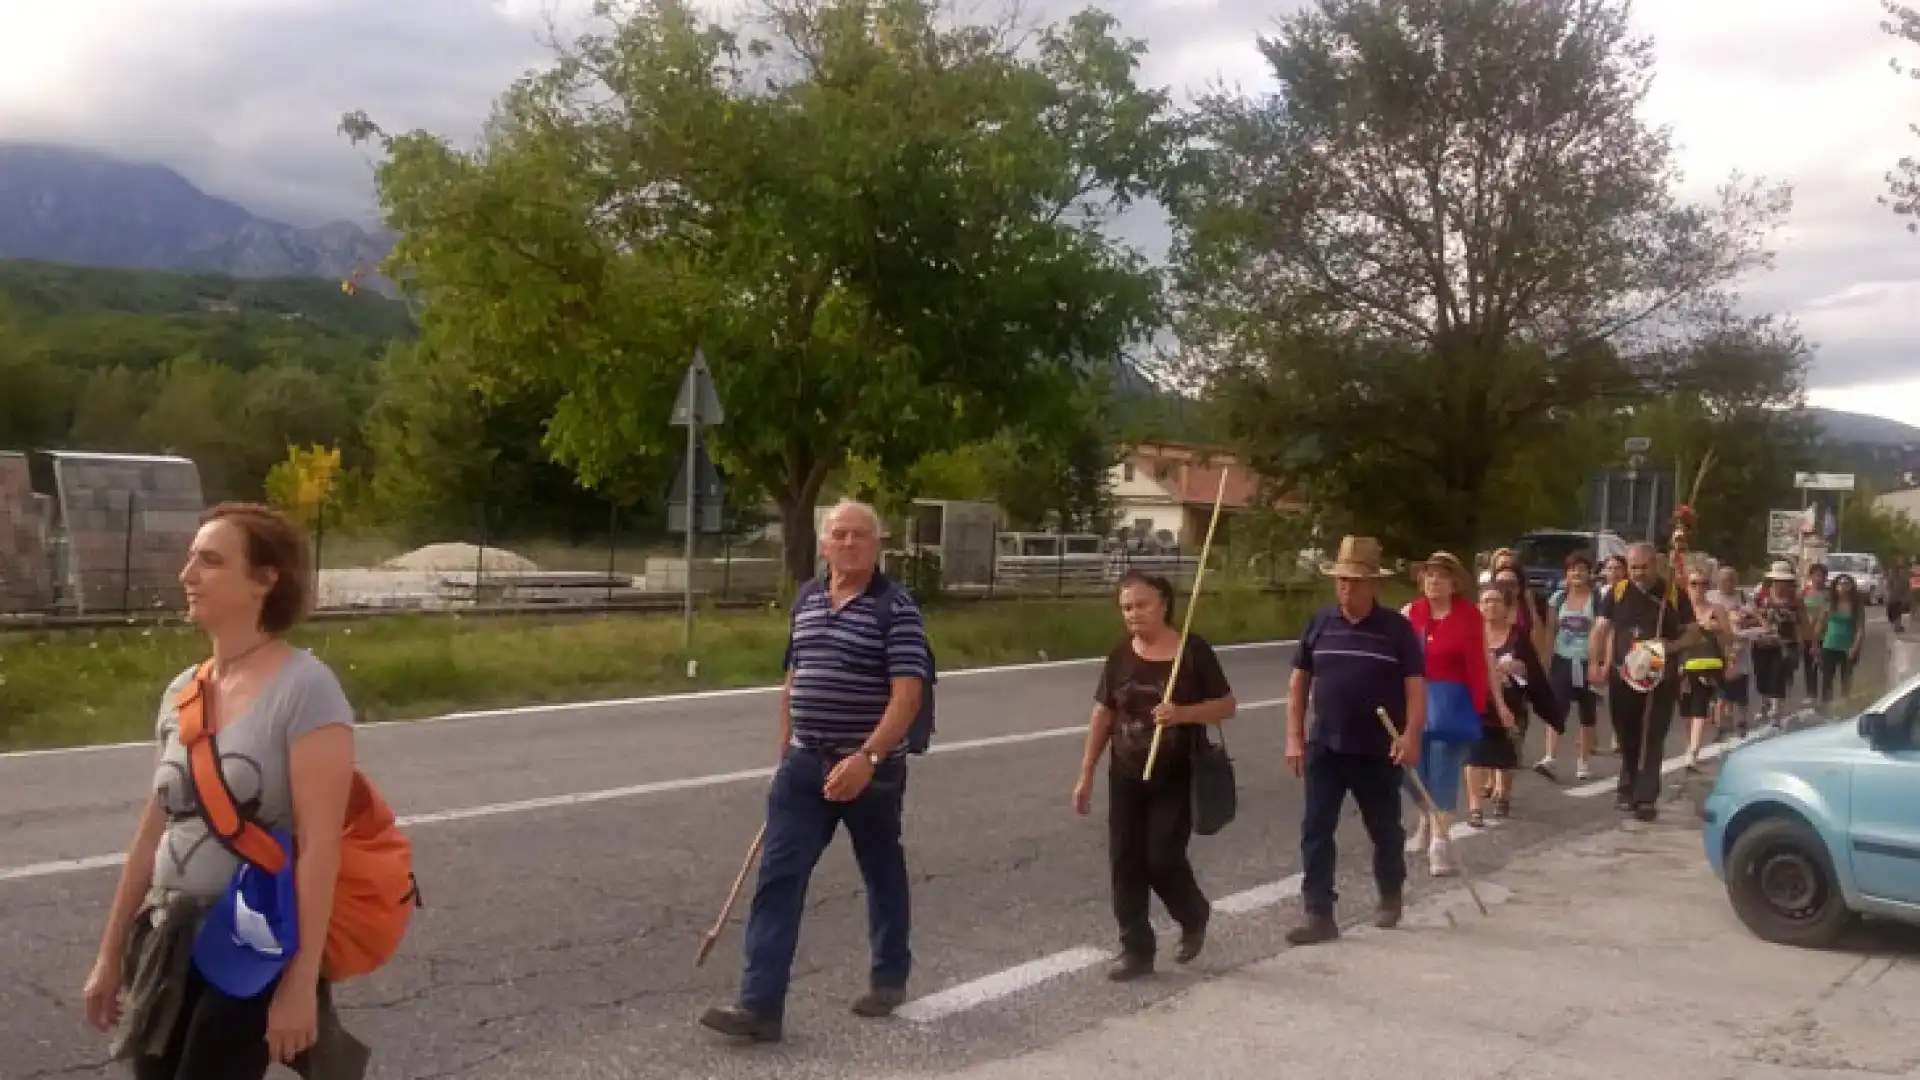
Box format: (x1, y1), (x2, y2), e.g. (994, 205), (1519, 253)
(0, 143), (393, 291)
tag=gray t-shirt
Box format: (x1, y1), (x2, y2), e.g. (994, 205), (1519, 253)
(151, 649), (355, 898)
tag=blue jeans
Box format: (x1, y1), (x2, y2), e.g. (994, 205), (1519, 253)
(738, 748), (912, 1017)
(1413, 735), (1471, 814)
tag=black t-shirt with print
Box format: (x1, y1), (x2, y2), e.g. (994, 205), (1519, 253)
(1597, 577), (1697, 670)
(1094, 634), (1232, 781)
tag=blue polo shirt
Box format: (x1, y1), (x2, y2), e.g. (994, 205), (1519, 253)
(1294, 602), (1426, 757)
(783, 574), (932, 756)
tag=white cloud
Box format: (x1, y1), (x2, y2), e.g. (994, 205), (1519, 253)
(0, 0), (1917, 425)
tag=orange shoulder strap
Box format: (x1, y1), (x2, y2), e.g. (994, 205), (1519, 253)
(175, 662), (288, 876)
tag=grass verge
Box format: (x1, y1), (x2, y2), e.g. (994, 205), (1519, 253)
(0, 584), (1389, 751)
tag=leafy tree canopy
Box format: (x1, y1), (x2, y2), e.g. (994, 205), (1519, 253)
(1169, 0), (1793, 557)
(344, 0), (1179, 581)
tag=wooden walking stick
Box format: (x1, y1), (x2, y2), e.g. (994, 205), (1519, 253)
(1142, 469), (1232, 782)
(1375, 707), (1490, 916)
(694, 823), (766, 967)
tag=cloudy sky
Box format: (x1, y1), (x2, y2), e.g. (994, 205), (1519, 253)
(1, 0), (1917, 426)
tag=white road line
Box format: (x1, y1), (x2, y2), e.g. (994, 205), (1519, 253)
(895, 947), (1113, 1023)
(899, 811), (1508, 1022)
(0, 698), (1291, 884)
(0, 639), (1300, 761)
(1214, 874), (1302, 914)
(1563, 707), (1817, 800)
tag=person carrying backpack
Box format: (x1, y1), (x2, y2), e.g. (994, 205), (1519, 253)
(83, 503), (416, 1080)
(701, 499), (936, 1044)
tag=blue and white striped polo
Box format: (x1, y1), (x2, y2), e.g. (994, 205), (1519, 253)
(784, 575), (932, 755)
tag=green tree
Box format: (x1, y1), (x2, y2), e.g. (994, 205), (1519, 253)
(1170, 0), (1791, 557)
(363, 341), (666, 544)
(343, 0), (1175, 582)
(67, 366), (154, 451)
(1883, 1), (1920, 231)
(0, 347), (78, 449)
(136, 354), (252, 498)
(1625, 318), (1818, 568)
(1841, 479), (1920, 564)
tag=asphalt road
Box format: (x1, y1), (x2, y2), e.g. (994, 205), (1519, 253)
(0, 632), (1898, 1080)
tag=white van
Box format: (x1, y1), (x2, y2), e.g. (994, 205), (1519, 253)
(1825, 552), (1886, 606)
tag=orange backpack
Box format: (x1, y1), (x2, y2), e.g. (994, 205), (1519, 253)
(176, 661), (421, 981)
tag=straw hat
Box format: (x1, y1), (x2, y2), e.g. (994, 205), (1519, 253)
(1762, 560), (1797, 583)
(1322, 536), (1392, 579)
(1421, 551), (1472, 596)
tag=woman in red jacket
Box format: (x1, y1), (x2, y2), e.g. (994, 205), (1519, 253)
(1403, 552), (1500, 877)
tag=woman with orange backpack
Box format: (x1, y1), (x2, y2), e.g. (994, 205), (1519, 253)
(81, 503), (413, 1080)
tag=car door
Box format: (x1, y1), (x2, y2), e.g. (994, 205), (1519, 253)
(1849, 686), (1920, 905)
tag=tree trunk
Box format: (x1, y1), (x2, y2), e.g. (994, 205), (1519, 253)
(775, 460), (832, 587)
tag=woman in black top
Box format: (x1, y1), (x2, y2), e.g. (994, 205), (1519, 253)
(1466, 584), (1561, 826)
(1073, 570), (1236, 981)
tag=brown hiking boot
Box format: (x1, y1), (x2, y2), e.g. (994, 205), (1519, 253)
(698, 1004), (782, 1042)
(851, 986), (906, 1018)
(1285, 912), (1339, 946)
(1374, 894), (1403, 929)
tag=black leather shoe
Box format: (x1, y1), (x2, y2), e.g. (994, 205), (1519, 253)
(698, 1005), (782, 1042)
(1107, 951), (1153, 981)
(1174, 922), (1207, 964)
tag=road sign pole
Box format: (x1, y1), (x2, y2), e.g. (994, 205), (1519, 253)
(683, 418), (698, 654)
(670, 348), (725, 667)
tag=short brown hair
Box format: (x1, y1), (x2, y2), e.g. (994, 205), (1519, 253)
(201, 502), (312, 635)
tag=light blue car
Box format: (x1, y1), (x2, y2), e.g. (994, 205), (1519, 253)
(1701, 670), (1920, 947)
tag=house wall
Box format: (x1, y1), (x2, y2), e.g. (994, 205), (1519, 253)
(0, 452), (53, 613)
(1879, 486), (1920, 525)
(1108, 459), (1187, 544)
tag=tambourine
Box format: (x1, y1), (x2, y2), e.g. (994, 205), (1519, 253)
(1618, 639), (1667, 694)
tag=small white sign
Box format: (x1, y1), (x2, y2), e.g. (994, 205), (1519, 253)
(1794, 472), (1856, 491)
(1766, 509), (1806, 556)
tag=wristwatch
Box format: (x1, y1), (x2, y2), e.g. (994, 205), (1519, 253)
(861, 749), (882, 767)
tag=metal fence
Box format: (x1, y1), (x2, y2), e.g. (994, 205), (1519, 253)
(0, 491), (1320, 624)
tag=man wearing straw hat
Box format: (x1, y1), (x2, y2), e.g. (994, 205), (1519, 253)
(1284, 536), (1427, 945)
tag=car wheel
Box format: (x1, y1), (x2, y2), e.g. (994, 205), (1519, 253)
(1725, 816), (1853, 948)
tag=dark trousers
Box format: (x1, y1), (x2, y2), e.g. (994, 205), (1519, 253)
(1819, 648), (1855, 703)
(131, 975), (345, 1080)
(1108, 762), (1209, 958)
(1299, 743), (1406, 916)
(1802, 645), (1823, 703)
(738, 747), (911, 1017)
(1608, 679), (1676, 806)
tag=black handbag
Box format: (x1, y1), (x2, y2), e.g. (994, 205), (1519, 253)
(1190, 724), (1237, 836)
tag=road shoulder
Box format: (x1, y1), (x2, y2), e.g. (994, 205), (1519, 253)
(879, 818), (1920, 1080)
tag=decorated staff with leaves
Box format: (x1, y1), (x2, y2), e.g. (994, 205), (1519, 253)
(1588, 508), (1706, 822)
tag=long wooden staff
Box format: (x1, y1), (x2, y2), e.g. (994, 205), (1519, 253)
(694, 823), (765, 967)
(1142, 469), (1231, 782)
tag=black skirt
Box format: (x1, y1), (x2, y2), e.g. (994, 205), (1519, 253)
(1468, 714), (1525, 769)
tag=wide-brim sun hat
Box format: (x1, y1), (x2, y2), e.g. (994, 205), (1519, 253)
(1321, 535), (1394, 578)
(1763, 560), (1797, 583)
(1422, 551), (1473, 596)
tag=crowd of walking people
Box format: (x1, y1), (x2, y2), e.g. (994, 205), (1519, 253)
(77, 495), (1915, 1077)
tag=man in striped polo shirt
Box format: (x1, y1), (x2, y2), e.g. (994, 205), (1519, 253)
(701, 500), (932, 1043)
(1284, 536), (1426, 945)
